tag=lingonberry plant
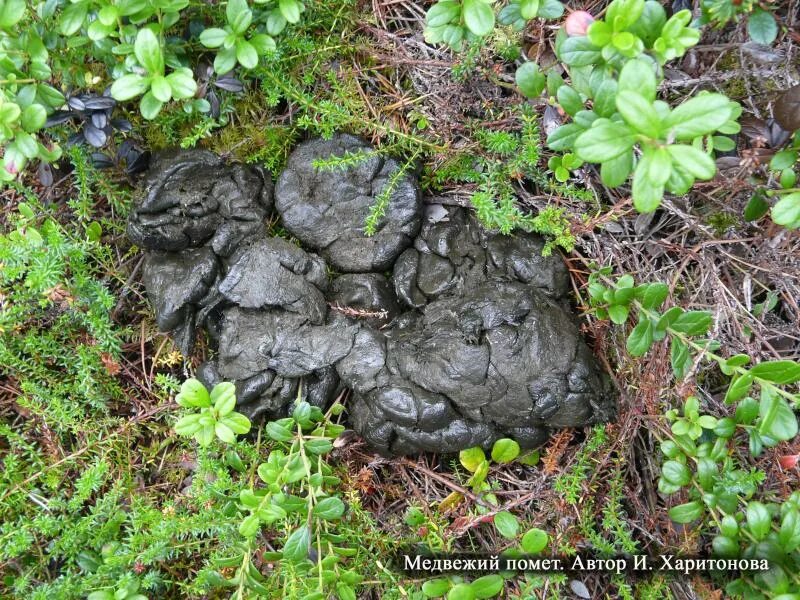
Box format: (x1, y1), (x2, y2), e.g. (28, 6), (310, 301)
(0, 0), (304, 181)
(586, 266), (800, 598)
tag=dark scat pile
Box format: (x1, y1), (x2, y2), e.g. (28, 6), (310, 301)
(129, 134), (615, 455)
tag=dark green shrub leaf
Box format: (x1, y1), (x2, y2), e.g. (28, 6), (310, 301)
(665, 94), (733, 140)
(574, 122), (635, 162)
(515, 62), (545, 98)
(661, 460), (691, 486)
(493, 511), (519, 539)
(626, 319), (654, 357)
(314, 496), (345, 520)
(462, 0), (494, 36)
(750, 360), (800, 384)
(725, 373), (754, 404)
(668, 500), (703, 523)
(772, 193), (800, 229)
(712, 535), (740, 558)
(669, 310), (711, 335)
(746, 501), (771, 540)
(747, 9), (777, 45)
(757, 390), (798, 442)
(283, 525), (310, 563)
(744, 192), (770, 221)
(559, 36), (601, 67)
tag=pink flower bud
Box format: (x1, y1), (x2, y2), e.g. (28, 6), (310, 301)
(565, 11), (594, 36)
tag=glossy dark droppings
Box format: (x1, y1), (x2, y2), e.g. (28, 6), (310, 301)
(129, 134), (615, 455)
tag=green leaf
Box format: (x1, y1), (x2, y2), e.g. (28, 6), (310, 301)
(214, 47), (237, 74)
(574, 122), (635, 162)
(250, 33), (277, 55)
(726, 373), (754, 404)
(459, 447), (486, 472)
(520, 528), (549, 554)
(669, 310), (711, 335)
(666, 94), (733, 140)
(59, 1), (88, 35)
(336, 583), (357, 600)
(20, 104), (46, 133)
(266, 421), (294, 442)
(174, 414), (201, 436)
(750, 360), (800, 384)
(211, 382), (236, 415)
(462, 0), (494, 36)
(494, 511), (519, 539)
(779, 509), (800, 552)
(150, 75), (172, 103)
(470, 574), (504, 599)
(166, 68), (197, 100)
(196, 424), (215, 447)
(608, 304), (629, 325)
(215, 421), (236, 443)
(519, 0), (539, 19)
(0, 0), (25, 29)
(631, 158), (664, 213)
(279, 0), (301, 23)
(448, 584), (475, 600)
(758, 390), (798, 442)
(491, 438), (520, 463)
(134, 28), (164, 75)
(227, 0), (253, 34)
(282, 525), (310, 563)
(110, 74), (149, 101)
(746, 501), (771, 540)
(668, 500), (703, 523)
(616, 90), (661, 137)
(559, 36), (601, 67)
(747, 9), (777, 45)
(556, 85), (583, 116)
(600, 151), (633, 187)
(618, 58), (656, 102)
(772, 193), (800, 229)
(626, 319), (654, 357)
(221, 412), (251, 434)
(422, 578), (451, 598)
(666, 144), (715, 180)
(176, 379), (210, 407)
(638, 282), (668, 309)
(515, 62), (545, 98)
(199, 27), (228, 48)
(770, 150), (798, 171)
(236, 39), (258, 69)
(313, 496), (346, 520)
(670, 338), (690, 379)
(606, 0), (645, 30)
(744, 193), (770, 222)
(427, 1), (460, 27)
(661, 460), (691, 486)
(712, 535), (740, 558)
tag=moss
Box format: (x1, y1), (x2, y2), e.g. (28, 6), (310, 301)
(706, 210), (739, 235)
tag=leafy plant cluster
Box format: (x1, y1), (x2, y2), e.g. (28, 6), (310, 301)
(544, 0), (741, 214)
(424, 0), (564, 51)
(424, 0), (759, 218)
(700, 0), (779, 46)
(0, 0), (305, 180)
(586, 266), (800, 598)
(753, 132), (800, 230)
